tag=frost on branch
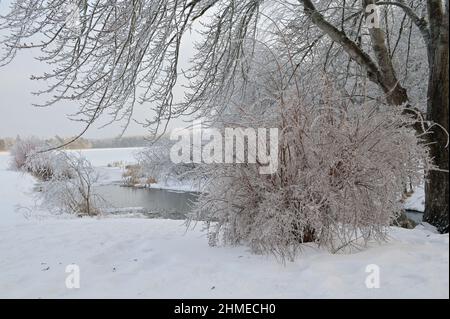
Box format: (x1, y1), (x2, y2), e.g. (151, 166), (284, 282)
(192, 93), (433, 261)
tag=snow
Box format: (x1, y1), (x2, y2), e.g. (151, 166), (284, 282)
(140, 177), (201, 193)
(0, 151), (448, 298)
(404, 185), (425, 212)
(68, 147), (143, 167)
(67, 148), (141, 186)
(0, 152), (38, 225)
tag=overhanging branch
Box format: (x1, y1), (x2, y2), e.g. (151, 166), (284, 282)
(299, 0), (384, 86)
(376, 0), (431, 46)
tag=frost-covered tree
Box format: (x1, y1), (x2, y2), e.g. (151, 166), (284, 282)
(293, 0), (449, 233)
(0, 0), (447, 232)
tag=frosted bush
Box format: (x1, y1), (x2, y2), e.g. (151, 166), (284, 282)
(192, 96), (433, 261)
(10, 137), (72, 181)
(26, 149), (74, 181)
(9, 137), (45, 171)
(10, 138), (104, 216)
(122, 164), (144, 186)
(37, 152), (103, 216)
(138, 138), (197, 183)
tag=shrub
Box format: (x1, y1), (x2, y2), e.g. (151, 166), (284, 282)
(9, 136), (43, 171)
(37, 152), (103, 216)
(145, 176), (158, 185)
(10, 138), (102, 216)
(122, 164), (143, 186)
(192, 95), (433, 261)
(137, 138), (197, 183)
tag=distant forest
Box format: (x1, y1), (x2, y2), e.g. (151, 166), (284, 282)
(0, 135), (149, 151)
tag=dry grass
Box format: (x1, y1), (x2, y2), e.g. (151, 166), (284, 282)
(145, 176), (158, 185)
(122, 164), (143, 186)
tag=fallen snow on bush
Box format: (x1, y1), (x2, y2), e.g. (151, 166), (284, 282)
(0, 152), (448, 298)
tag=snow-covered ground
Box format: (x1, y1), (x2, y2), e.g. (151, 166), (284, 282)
(0, 150), (448, 298)
(404, 185), (426, 212)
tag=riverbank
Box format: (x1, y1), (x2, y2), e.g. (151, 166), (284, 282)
(0, 150), (448, 298)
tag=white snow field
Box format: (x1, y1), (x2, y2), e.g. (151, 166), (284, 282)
(0, 150), (448, 299)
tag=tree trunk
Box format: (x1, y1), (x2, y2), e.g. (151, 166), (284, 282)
(301, 0), (448, 232)
(301, 0), (410, 106)
(363, 0), (410, 106)
(424, 1), (449, 233)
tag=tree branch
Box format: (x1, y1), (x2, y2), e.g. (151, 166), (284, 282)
(376, 0), (431, 46)
(363, 0), (408, 105)
(299, 0), (385, 90)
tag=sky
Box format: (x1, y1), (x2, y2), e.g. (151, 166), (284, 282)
(0, 1), (196, 139)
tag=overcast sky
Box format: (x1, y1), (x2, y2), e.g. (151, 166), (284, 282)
(0, 1), (195, 139)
